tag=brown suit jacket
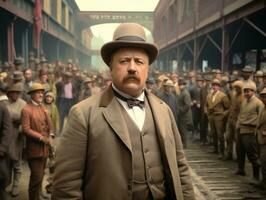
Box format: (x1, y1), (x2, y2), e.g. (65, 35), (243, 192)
(21, 102), (51, 159)
(52, 85), (195, 200)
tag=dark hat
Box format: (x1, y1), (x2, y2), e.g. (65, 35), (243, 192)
(7, 83), (23, 93)
(241, 65), (254, 73)
(101, 23), (158, 66)
(14, 57), (24, 65)
(11, 71), (23, 80)
(146, 77), (155, 84)
(28, 82), (45, 94)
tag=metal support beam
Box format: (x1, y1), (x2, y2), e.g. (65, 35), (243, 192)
(226, 20), (245, 55)
(244, 17), (266, 38)
(193, 38), (199, 70)
(185, 43), (194, 56)
(196, 36), (208, 61)
(206, 34), (222, 53)
(221, 26), (229, 72)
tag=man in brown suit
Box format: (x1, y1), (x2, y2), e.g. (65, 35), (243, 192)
(206, 79), (230, 159)
(21, 83), (52, 200)
(52, 23), (195, 200)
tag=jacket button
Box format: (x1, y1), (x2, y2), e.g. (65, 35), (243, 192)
(127, 183), (132, 190)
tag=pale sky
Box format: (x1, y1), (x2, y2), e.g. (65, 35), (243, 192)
(75, 0), (159, 46)
(75, 0), (159, 11)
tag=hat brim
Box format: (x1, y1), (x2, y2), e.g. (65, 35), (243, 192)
(27, 89), (45, 94)
(101, 40), (158, 66)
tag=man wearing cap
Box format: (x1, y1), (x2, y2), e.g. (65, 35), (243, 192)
(78, 78), (93, 101)
(53, 23), (195, 200)
(235, 81), (263, 179)
(253, 88), (266, 189)
(0, 82), (13, 200)
(176, 78), (193, 148)
(21, 83), (52, 200)
(206, 79), (230, 159)
(241, 65), (254, 83)
(158, 79), (179, 126)
(224, 80), (244, 160)
(6, 83), (26, 197)
(14, 57), (24, 71)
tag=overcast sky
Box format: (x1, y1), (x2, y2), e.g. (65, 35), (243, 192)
(75, 0), (159, 11)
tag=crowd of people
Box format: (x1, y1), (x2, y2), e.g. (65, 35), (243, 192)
(145, 65), (266, 192)
(0, 55), (112, 200)
(0, 24), (266, 199)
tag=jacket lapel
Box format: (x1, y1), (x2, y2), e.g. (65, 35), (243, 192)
(101, 86), (132, 152)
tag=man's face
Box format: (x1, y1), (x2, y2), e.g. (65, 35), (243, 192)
(24, 69), (32, 81)
(171, 74), (179, 83)
(244, 89), (254, 99)
(32, 90), (44, 104)
(212, 84), (220, 92)
(8, 91), (20, 102)
(110, 47), (149, 97)
(242, 72), (252, 80)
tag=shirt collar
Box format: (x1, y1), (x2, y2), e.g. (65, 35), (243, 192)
(31, 100), (42, 106)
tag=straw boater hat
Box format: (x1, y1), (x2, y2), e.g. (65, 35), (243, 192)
(101, 23), (158, 66)
(243, 81), (256, 91)
(27, 83), (45, 94)
(260, 87), (266, 95)
(211, 79), (221, 86)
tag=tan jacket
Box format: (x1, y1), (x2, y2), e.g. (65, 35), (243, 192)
(256, 106), (266, 145)
(237, 96), (264, 134)
(206, 90), (230, 118)
(52, 86), (195, 200)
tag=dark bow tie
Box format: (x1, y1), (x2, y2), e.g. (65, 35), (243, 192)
(113, 89), (145, 109)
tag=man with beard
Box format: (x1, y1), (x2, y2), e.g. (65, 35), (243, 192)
(52, 23), (195, 200)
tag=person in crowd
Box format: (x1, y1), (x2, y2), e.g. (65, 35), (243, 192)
(0, 82), (13, 200)
(55, 72), (76, 131)
(241, 65), (254, 83)
(191, 75), (203, 140)
(224, 80), (244, 161)
(44, 91), (60, 137)
(199, 75), (211, 145)
(158, 79), (179, 125)
(253, 87), (266, 190)
(22, 68), (33, 103)
(206, 79), (230, 159)
(21, 83), (52, 200)
(43, 91), (59, 194)
(235, 81), (263, 180)
(52, 22), (195, 200)
(145, 77), (157, 94)
(176, 78), (193, 148)
(13, 57), (24, 71)
(6, 83), (26, 197)
(78, 78), (93, 101)
(254, 70), (264, 93)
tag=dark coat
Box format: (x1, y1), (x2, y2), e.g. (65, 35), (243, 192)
(0, 100), (13, 185)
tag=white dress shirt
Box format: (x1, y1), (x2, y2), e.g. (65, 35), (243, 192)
(112, 84), (145, 131)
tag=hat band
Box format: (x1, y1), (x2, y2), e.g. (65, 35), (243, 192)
(115, 36), (145, 42)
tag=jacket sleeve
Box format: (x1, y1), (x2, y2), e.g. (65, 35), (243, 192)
(169, 108), (196, 200)
(52, 105), (88, 200)
(0, 106), (13, 155)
